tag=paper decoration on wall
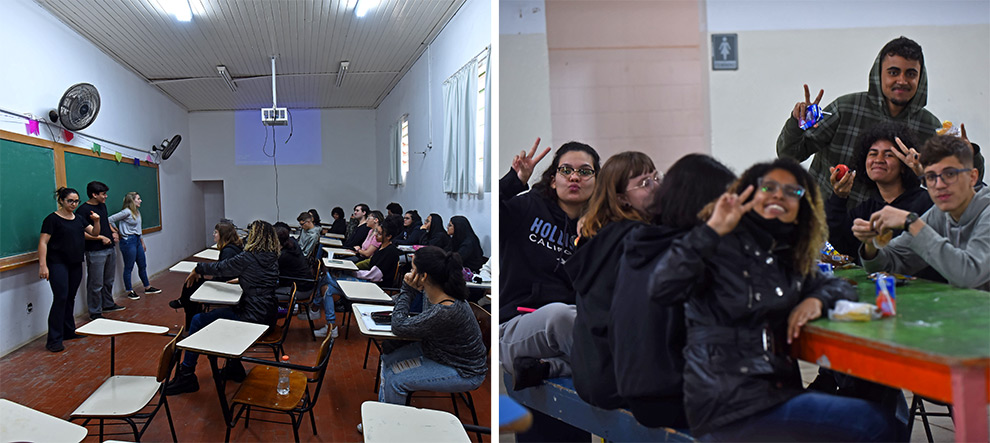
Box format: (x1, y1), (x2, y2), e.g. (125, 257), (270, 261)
(146, 155), (153, 162)
(63, 129), (74, 142)
(92, 142), (101, 155)
(133, 158), (140, 166)
(26, 120), (40, 135)
(114, 152), (123, 162)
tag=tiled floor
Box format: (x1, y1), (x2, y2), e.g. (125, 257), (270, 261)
(0, 261), (491, 442)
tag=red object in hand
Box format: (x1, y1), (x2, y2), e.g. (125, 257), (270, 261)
(835, 164), (849, 180)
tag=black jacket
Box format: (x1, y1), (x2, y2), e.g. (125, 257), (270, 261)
(610, 224), (690, 428)
(329, 218), (347, 235)
(394, 223), (425, 245)
(649, 216), (856, 436)
(344, 224), (370, 249)
(499, 170), (578, 323)
(448, 216), (486, 273)
(196, 250), (280, 326)
(564, 219), (644, 411)
(278, 238), (314, 291)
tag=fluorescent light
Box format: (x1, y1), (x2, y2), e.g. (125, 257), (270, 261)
(354, 0), (379, 18)
(217, 65), (236, 92)
(162, 0), (192, 22)
(336, 61), (350, 87)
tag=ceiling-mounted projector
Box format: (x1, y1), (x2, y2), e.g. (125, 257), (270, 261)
(261, 107), (287, 126)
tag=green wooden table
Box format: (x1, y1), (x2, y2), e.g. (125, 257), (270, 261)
(791, 268), (990, 442)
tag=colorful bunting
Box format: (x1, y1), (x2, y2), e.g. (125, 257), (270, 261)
(133, 158), (140, 166)
(92, 143), (101, 155)
(114, 152), (122, 162)
(26, 120), (40, 135)
(146, 154), (153, 163)
(63, 130), (73, 142)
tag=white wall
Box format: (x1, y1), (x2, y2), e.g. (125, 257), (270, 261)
(706, 2), (990, 176)
(0, 0), (200, 356)
(188, 109), (378, 227)
(375, 0), (493, 254)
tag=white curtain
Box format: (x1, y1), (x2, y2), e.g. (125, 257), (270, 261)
(387, 119), (403, 185)
(482, 53), (491, 192)
(442, 60), (478, 194)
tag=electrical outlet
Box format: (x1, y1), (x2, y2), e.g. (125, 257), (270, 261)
(27, 303), (33, 313)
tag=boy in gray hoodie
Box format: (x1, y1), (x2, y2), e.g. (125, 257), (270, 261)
(857, 135), (989, 290)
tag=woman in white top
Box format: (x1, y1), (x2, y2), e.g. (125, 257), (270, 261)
(108, 192), (161, 299)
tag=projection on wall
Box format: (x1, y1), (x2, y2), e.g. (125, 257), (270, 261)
(234, 109), (322, 165)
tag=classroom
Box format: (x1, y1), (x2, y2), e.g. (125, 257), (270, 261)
(1, 0), (492, 441)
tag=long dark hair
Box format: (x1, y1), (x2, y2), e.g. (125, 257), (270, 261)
(853, 122), (922, 191)
(703, 158), (826, 277)
(449, 216), (482, 254)
(425, 213), (445, 239)
(530, 141), (601, 201)
(308, 209), (321, 224)
(655, 154), (735, 229)
(413, 246), (468, 300)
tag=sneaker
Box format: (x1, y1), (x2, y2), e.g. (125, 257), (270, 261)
(126, 291), (140, 300)
(314, 325), (338, 338)
(46, 342), (65, 353)
(356, 423), (363, 434)
(168, 299), (183, 310)
(145, 286), (162, 294)
(90, 314), (104, 320)
(104, 305), (126, 313)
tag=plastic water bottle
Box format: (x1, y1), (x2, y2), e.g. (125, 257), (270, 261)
(277, 355), (290, 395)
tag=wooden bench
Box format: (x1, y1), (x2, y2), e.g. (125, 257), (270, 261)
(504, 371), (694, 442)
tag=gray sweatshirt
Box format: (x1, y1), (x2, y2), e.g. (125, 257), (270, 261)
(108, 209), (142, 238)
(864, 186), (990, 291)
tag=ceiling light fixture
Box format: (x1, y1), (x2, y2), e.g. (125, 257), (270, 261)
(216, 65), (236, 92)
(354, 0), (379, 18)
(162, 0), (192, 22)
(336, 61), (350, 87)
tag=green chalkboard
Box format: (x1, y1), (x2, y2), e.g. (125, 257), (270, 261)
(64, 151), (161, 230)
(0, 139), (58, 258)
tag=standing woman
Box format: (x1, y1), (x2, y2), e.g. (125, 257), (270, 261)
(446, 215), (485, 273)
(649, 158), (902, 440)
(420, 213), (450, 249)
(108, 192), (161, 300)
(38, 187), (101, 352)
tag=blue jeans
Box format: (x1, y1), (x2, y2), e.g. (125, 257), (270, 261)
(378, 341), (486, 404)
(312, 273), (337, 324)
(700, 392), (906, 442)
(181, 308), (240, 369)
(119, 235), (150, 291)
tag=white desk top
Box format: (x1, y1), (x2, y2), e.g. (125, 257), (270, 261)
(176, 318), (268, 358)
(352, 304), (396, 337)
(76, 318), (169, 336)
(323, 247), (357, 257)
(0, 398), (88, 443)
(190, 281), (242, 305)
(466, 281), (491, 290)
(340, 280), (392, 304)
(396, 245), (417, 252)
(319, 237), (343, 247)
(210, 243), (218, 249)
(169, 261), (198, 273)
(193, 249), (221, 260)
(361, 401), (470, 443)
(324, 233), (345, 239)
(323, 257), (359, 271)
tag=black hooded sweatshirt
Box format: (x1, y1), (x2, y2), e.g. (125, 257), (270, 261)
(448, 216), (486, 273)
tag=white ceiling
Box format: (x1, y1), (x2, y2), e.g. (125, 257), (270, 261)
(34, 0), (466, 111)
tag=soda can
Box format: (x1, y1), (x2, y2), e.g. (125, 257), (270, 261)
(817, 262), (834, 275)
(875, 274), (897, 317)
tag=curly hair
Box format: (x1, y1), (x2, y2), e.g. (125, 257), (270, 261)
(880, 36), (924, 65)
(853, 122), (921, 191)
(243, 220), (280, 254)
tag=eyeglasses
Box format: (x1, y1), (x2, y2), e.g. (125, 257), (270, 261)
(627, 172), (663, 191)
(557, 165), (596, 179)
(65, 199), (80, 204)
(757, 178), (806, 200)
(920, 168), (972, 186)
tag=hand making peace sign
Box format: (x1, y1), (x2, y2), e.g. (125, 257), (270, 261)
(512, 137), (552, 184)
(791, 84), (825, 127)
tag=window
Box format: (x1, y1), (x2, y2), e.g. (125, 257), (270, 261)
(474, 53), (488, 192)
(442, 47), (491, 194)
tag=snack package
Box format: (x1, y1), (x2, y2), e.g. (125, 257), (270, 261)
(875, 274), (897, 317)
(828, 300), (881, 322)
(936, 120), (961, 137)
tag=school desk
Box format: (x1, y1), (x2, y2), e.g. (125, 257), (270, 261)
(168, 261), (197, 273)
(323, 257), (359, 271)
(319, 237), (343, 247)
(176, 319), (268, 433)
(75, 318), (169, 377)
(190, 281), (242, 305)
(193, 249), (220, 260)
(323, 247), (357, 257)
(352, 303), (401, 392)
(361, 401), (470, 443)
(340, 280), (392, 304)
(791, 268), (990, 442)
(0, 398), (88, 443)
(324, 232), (345, 240)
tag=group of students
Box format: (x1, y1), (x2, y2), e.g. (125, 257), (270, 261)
(500, 36), (988, 442)
(38, 181), (160, 353)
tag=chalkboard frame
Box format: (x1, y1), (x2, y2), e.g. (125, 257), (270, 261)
(0, 130), (161, 271)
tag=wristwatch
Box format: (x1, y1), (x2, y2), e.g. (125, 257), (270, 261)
(904, 212), (920, 229)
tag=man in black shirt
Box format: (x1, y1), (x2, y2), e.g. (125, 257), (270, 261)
(343, 203), (371, 249)
(77, 181), (125, 319)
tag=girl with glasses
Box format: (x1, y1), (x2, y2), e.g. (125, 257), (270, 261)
(394, 210), (425, 245)
(38, 187), (102, 352)
(499, 138), (599, 393)
(649, 158), (903, 441)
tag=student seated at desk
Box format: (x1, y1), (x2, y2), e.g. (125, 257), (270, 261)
(857, 135), (990, 291)
(165, 220), (280, 396)
(274, 222), (314, 291)
(378, 246), (487, 406)
(649, 158), (902, 441)
(386, 202), (403, 218)
(393, 210), (425, 245)
(349, 210), (383, 262)
(329, 206), (347, 235)
(355, 215), (402, 285)
(420, 213), (450, 249)
(296, 211), (322, 258)
(168, 222), (243, 331)
(446, 215), (485, 273)
(344, 203), (371, 248)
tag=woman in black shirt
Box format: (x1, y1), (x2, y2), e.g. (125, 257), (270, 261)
(446, 215), (485, 272)
(421, 213), (450, 249)
(167, 222), (243, 330)
(329, 206), (347, 235)
(39, 187), (101, 353)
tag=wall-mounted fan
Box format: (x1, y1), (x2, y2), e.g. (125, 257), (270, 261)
(152, 134), (181, 162)
(48, 83), (100, 131)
